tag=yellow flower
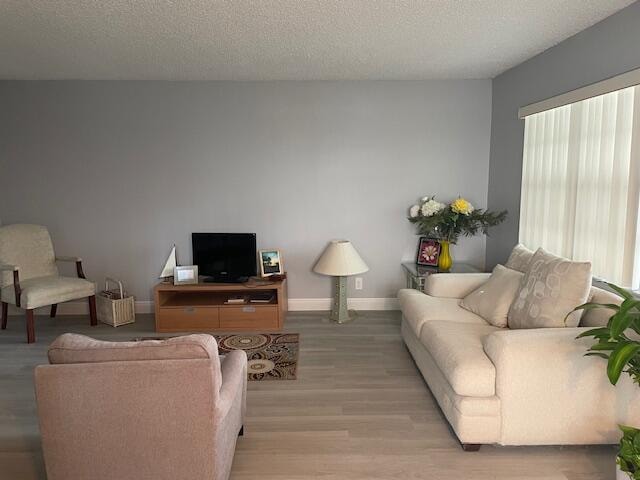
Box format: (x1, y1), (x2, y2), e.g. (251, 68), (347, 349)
(451, 197), (474, 215)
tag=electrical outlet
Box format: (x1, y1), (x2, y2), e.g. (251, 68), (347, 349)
(355, 277), (363, 290)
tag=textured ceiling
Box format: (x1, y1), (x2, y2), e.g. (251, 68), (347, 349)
(0, 0), (634, 80)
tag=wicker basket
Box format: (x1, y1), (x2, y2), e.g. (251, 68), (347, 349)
(97, 277), (135, 327)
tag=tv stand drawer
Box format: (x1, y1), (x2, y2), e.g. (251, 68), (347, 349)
(157, 306), (220, 332)
(220, 305), (278, 329)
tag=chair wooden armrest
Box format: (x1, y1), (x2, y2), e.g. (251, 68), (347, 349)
(55, 256), (86, 279)
(0, 265), (21, 307)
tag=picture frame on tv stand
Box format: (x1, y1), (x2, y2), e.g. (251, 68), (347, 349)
(259, 249), (283, 277)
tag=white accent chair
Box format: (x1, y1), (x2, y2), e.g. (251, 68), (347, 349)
(398, 273), (640, 450)
(0, 224), (96, 343)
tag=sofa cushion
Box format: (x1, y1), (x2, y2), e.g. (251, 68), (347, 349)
(398, 288), (487, 338)
(420, 320), (499, 397)
(460, 265), (523, 328)
(505, 244), (535, 273)
(508, 248), (592, 329)
(1, 275), (95, 309)
(48, 333), (219, 364)
(581, 285), (623, 327)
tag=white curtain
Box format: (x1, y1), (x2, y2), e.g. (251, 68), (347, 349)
(519, 85), (640, 288)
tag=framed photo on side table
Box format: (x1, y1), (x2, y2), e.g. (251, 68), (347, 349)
(416, 237), (441, 267)
(259, 250), (283, 277)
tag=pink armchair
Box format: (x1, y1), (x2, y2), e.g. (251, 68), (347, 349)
(34, 333), (247, 480)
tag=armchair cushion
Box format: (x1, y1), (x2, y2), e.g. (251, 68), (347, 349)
(48, 333), (220, 365)
(0, 275), (95, 309)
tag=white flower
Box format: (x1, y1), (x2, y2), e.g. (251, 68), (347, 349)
(421, 196), (431, 203)
(409, 205), (420, 218)
(421, 199), (445, 217)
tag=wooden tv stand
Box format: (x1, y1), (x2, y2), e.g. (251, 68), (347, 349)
(154, 278), (287, 333)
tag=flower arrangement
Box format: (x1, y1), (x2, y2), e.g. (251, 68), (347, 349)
(408, 195), (507, 244)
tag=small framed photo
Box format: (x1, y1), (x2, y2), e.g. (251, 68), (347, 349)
(259, 250), (283, 277)
(173, 265), (198, 285)
(416, 238), (441, 267)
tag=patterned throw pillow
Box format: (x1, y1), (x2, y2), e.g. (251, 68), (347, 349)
(505, 244), (535, 273)
(508, 248), (592, 329)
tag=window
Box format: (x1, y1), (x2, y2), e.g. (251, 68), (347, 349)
(519, 85), (640, 288)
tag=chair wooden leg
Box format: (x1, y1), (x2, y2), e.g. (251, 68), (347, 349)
(26, 309), (35, 344)
(1, 302), (7, 330)
(50, 304), (57, 318)
(88, 295), (97, 326)
(461, 443), (481, 452)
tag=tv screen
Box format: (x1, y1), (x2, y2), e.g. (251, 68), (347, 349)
(192, 233), (257, 282)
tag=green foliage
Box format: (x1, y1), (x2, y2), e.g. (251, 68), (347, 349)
(570, 283), (640, 386)
(408, 197), (507, 243)
(569, 283), (640, 478)
(618, 425), (640, 479)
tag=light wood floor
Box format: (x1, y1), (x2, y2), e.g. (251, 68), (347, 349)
(0, 311), (614, 479)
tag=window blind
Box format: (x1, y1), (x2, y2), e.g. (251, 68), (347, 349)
(519, 85), (640, 288)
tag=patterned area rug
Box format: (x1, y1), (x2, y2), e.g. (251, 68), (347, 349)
(134, 333), (298, 381)
(215, 333), (299, 381)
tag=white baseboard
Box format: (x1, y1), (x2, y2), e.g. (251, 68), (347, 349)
(7, 298), (398, 315)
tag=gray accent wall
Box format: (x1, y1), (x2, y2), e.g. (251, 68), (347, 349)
(1, 80), (491, 301)
(486, 1), (640, 268)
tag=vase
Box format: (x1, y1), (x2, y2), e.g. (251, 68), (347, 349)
(438, 240), (453, 272)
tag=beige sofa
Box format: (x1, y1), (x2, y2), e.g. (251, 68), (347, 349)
(398, 273), (640, 450)
(34, 333), (247, 480)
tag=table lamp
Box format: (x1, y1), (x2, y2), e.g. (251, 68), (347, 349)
(313, 240), (369, 323)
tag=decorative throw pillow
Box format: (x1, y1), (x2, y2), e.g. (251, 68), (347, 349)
(505, 244), (535, 273)
(459, 264), (523, 328)
(508, 248), (592, 329)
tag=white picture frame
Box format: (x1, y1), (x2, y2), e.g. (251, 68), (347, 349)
(259, 250), (283, 277)
(173, 265), (198, 285)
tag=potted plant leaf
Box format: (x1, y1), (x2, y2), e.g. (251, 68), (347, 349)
(570, 283), (640, 479)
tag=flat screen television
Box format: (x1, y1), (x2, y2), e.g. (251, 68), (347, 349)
(192, 233), (257, 283)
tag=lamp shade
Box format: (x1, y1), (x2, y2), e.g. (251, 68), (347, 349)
(313, 240), (369, 277)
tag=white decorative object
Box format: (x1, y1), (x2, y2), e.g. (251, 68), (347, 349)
(313, 240), (369, 324)
(159, 245), (177, 280)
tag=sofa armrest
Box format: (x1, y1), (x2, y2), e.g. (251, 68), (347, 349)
(424, 273), (490, 298)
(483, 328), (640, 444)
(0, 263), (19, 272)
(216, 350), (247, 421)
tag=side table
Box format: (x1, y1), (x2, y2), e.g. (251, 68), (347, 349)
(401, 262), (481, 291)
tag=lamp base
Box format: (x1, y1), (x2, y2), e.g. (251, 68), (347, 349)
(330, 276), (356, 324)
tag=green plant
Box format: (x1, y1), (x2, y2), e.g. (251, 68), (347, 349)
(570, 283), (640, 478)
(407, 196), (506, 244)
(571, 283), (640, 385)
(618, 425), (640, 479)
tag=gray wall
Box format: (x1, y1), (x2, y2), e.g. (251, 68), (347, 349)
(0, 80), (492, 301)
(486, 1), (640, 267)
